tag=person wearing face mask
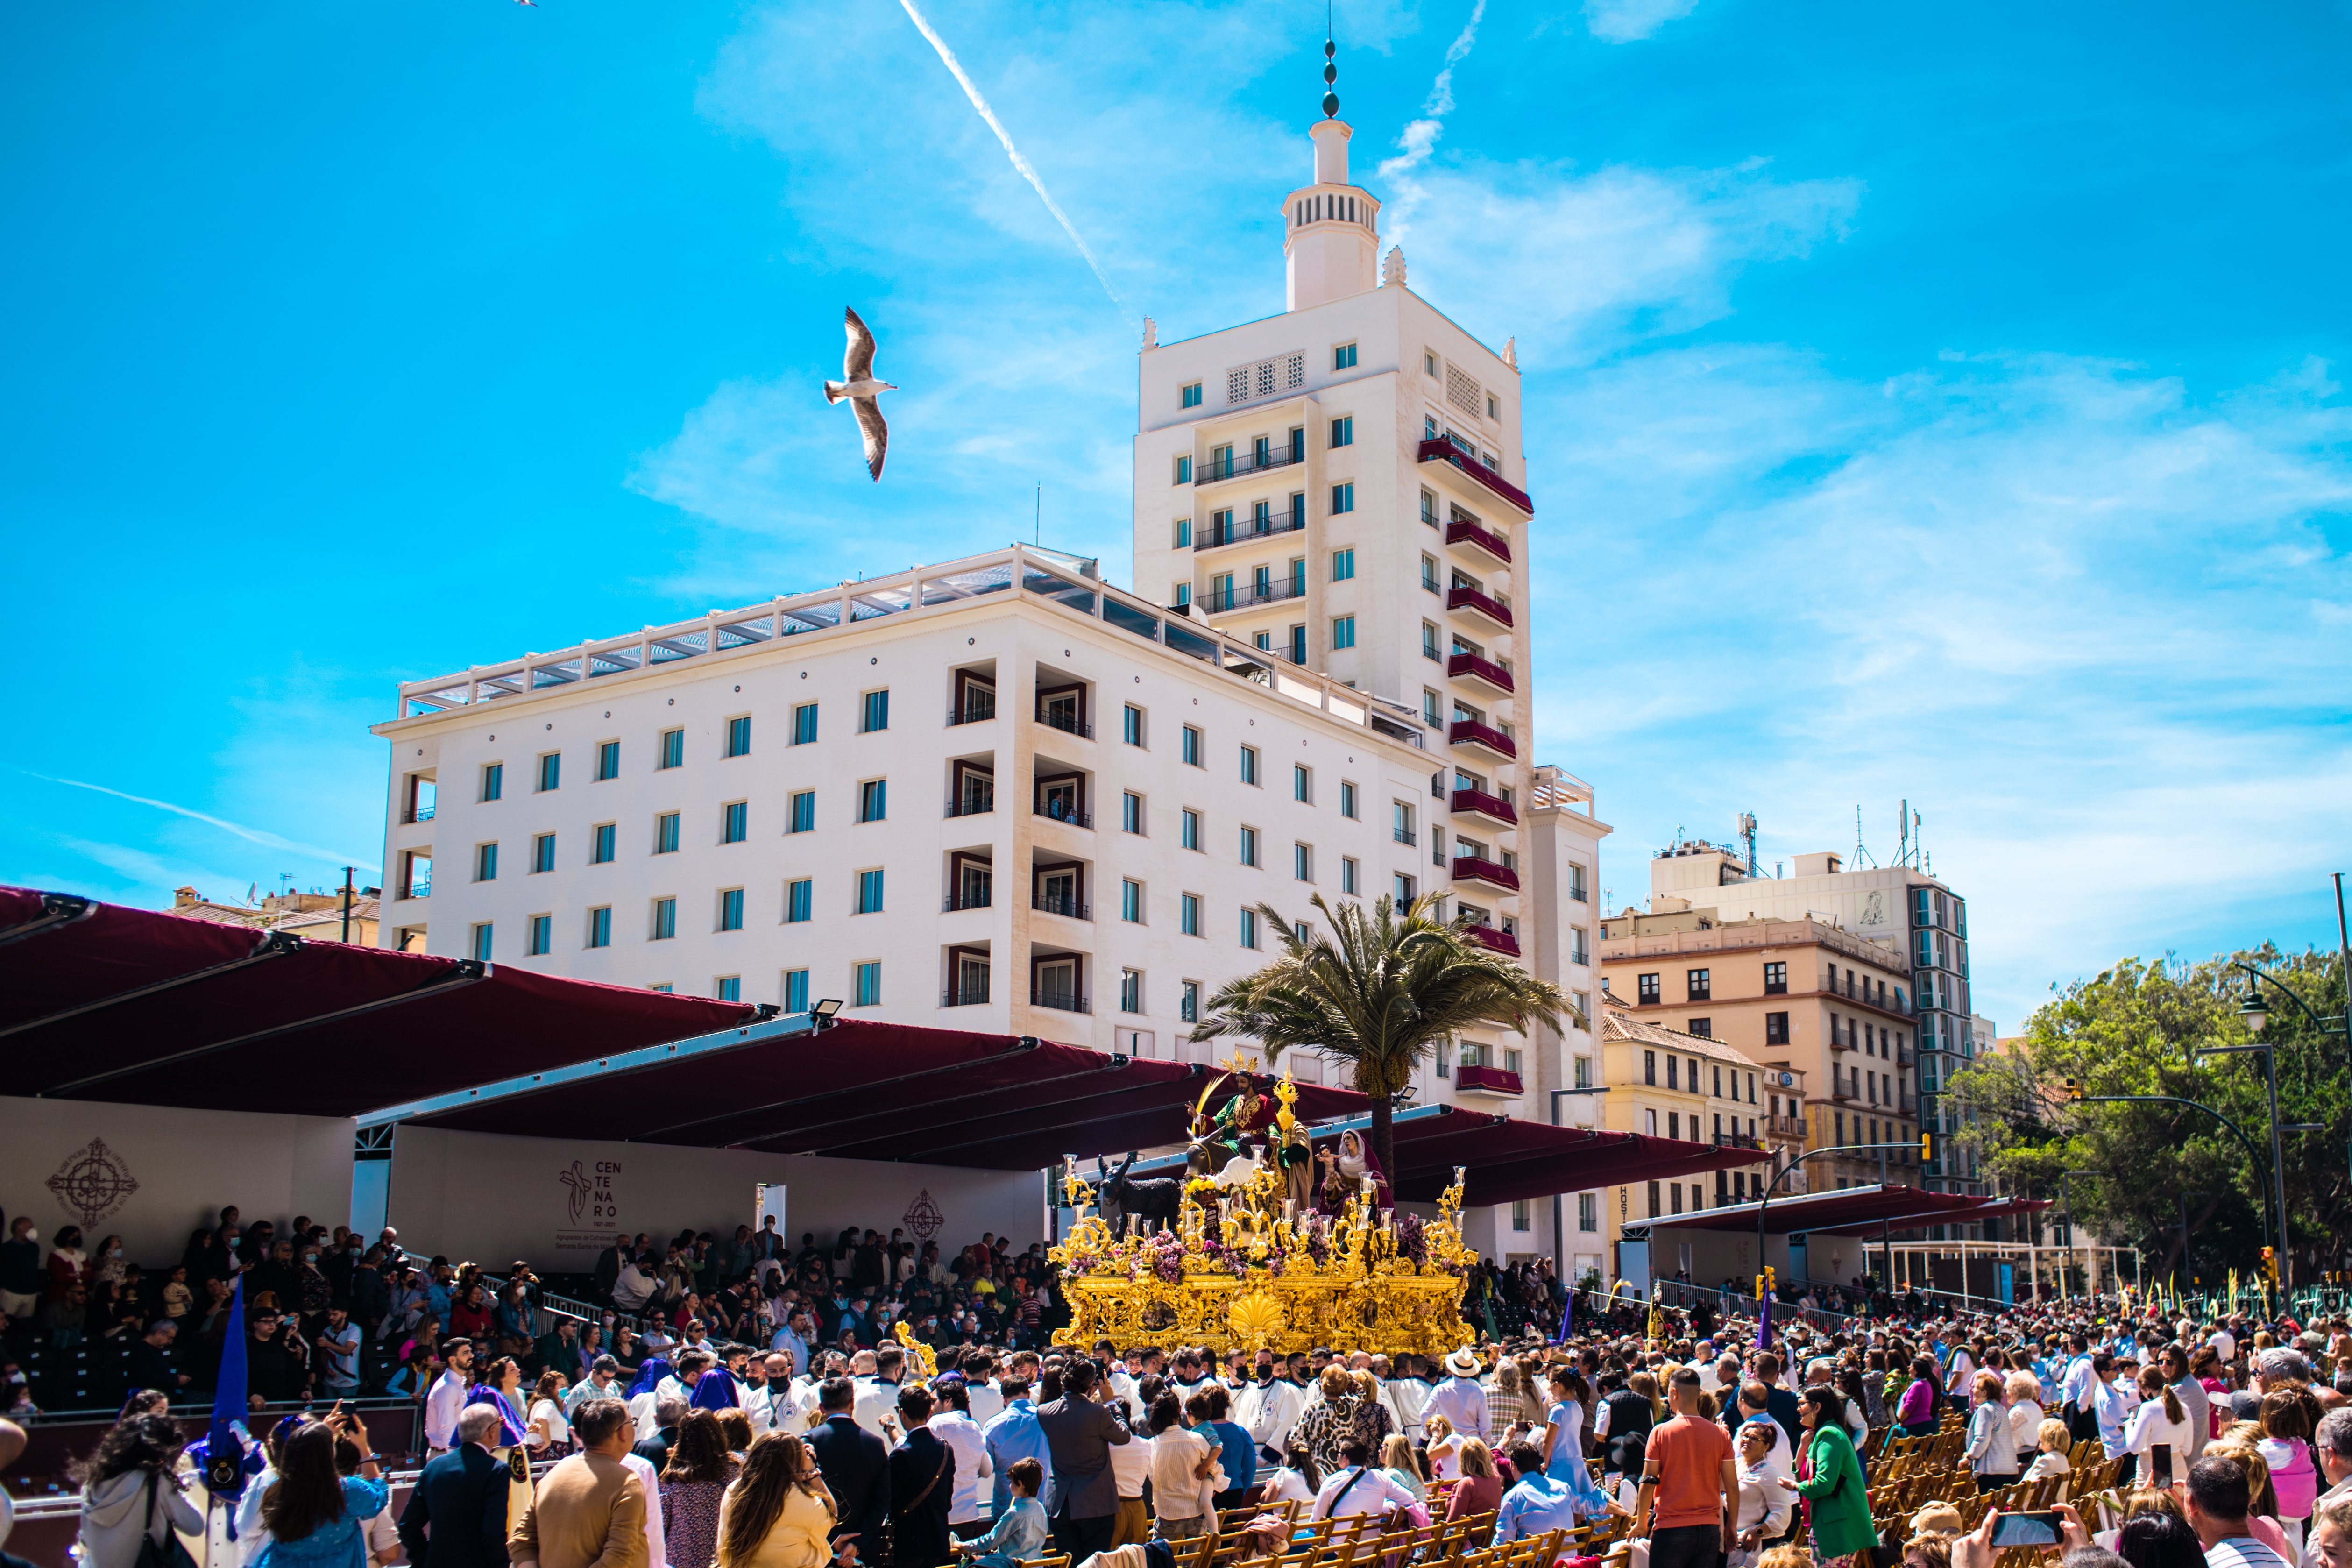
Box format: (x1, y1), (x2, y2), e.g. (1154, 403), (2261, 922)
(0, 1219), (40, 1324)
(46, 1227), (90, 1302)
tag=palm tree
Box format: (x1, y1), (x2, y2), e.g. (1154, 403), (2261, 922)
(1189, 892), (1578, 1180)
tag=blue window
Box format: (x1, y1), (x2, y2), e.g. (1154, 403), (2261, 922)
(1175, 454), (1193, 484)
(1294, 843), (1311, 881)
(719, 888), (744, 931)
(1182, 725), (1202, 766)
(596, 741), (620, 781)
(531, 833), (555, 873)
(475, 842), (499, 882)
(1122, 879), (1143, 923)
(527, 914), (551, 956)
(786, 879), (812, 923)
(857, 868), (885, 914)
(723, 801), (749, 843)
(789, 791), (815, 833)
(1123, 705), (1145, 746)
(587, 907), (611, 948)
(859, 780), (887, 823)
(658, 728), (684, 770)
(1240, 908), (1259, 949)
(1294, 765), (1311, 802)
(1181, 893), (1201, 935)
(1330, 483), (1354, 515)
(1240, 745), (1258, 786)
(1174, 517), (1192, 548)
(861, 690), (890, 733)
(854, 961), (882, 1007)
(1332, 615), (1356, 650)
(1240, 826), (1258, 866)
(481, 762), (503, 802)
(1180, 382), (1203, 409)
(1332, 344), (1357, 371)
(652, 898), (676, 940)
(1181, 809), (1200, 850)
(1123, 792), (1143, 834)
(725, 716), (751, 758)
(1340, 780), (1359, 818)
(592, 823), (616, 864)
(783, 968), (809, 1014)
(655, 813), (680, 854)
(789, 703), (816, 745)
(470, 922), (493, 961)
(716, 976), (740, 1002)
(1332, 548), (1355, 582)
(1119, 969), (1142, 1013)
(1330, 414), (1353, 445)
(536, 752), (560, 792)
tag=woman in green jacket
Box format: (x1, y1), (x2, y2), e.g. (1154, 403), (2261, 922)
(1777, 1384), (1880, 1567)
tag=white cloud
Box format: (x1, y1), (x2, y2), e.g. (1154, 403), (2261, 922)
(1583, 0), (1700, 44)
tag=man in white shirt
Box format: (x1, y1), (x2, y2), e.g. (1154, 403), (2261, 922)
(929, 1377), (993, 1539)
(610, 1258), (654, 1313)
(423, 1338), (475, 1455)
(1378, 1355), (1430, 1438)
(2210, 1323), (2239, 1365)
(1311, 1439), (1419, 1523)
(852, 1344), (906, 1440)
(962, 1355), (1006, 1431)
(1239, 1362), (1308, 1464)
(1424, 1350), (1490, 1449)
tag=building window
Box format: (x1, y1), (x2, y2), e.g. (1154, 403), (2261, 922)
(1421, 554), (1440, 593)
(1292, 764), (1311, 802)
(1425, 350), (1439, 377)
(1394, 873), (1416, 903)
(1180, 980), (1200, 1022)
(1181, 808), (1201, 850)
(784, 969), (809, 1014)
(536, 752), (560, 793)
(587, 907), (611, 948)
(722, 801), (749, 843)
(596, 740), (620, 781)
(655, 813), (680, 854)
(1122, 879), (1143, 923)
(1181, 892), (1202, 936)
(1123, 704), (1145, 746)
(1687, 968), (1711, 1001)
(1293, 843), (1312, 882)
(786, 879), (812, 923)
(1332, 344), (1357, 371)
(1422, 622), (1441, 661)
(856, 868), (884, 914)
(1688, 1018), (1712, 1038)
(591, 823), (616, 864)
(475, 842), (499, 882)
(1567, 862), (1587, 902)
(1577, 1192), (1598, 1233)
(470, 922), (493, 960)
(1119, 969), (1143, 1013)
(481, 762), (503, 802)
(652, 898), (676, 941)
(1329, 482), (1354, 515)
(789, 791), (815, 833)
(859, 689), (890, 733)
(1765, 1011), (1789, 1045)
(1239, 745), (1258, 785)
(1122, 792), (1143, 834)
(658, 729), (684, 769)
(1240, 908), (1260, 949)
(1667, 1057), (1679, 1091)
(526, 914), (551, 956)
(1331, 547), (1355, 581)
(1510, 1200), (1531, 1233)
(1180, 381), (1203, 409)
(1332, 614), (1356, 650)
(531, 833), (556, 873)
(719, 888), (745, 931)
(1332, 781), (1356, 822)
(1239, 825), (1259, 866)
(725, 716), (751, 758)
(1420, 486), (1439, 526)
(1340, 856), (1358, 894)
(854, 961), (881, 1007)
(1637, 972), (1660, 1004)
(1764, 960), (1787, 994)
(857, 780), (886, 823)
(715, 976), (740, 1002)
(1644, 1050), (1657, 1086)
(1182, 725), (1203, 766)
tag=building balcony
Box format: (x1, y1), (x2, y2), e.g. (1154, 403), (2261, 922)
(946, 698), (998, 726)
(1447, 651), (1515, 695)
(941, 983), (991, 1007)
(1450, 788), (1518, 827)
(1448, 719), (1517, 760)
(1712, 1131), (1763, 1152)
(1030, 989), (1091, 1014)
(1195, 443), (1304, 489)
(1455, 1064), (1523, 1099)
(1195, 514), (1306, 553)
(1417, 438), (1533, 517)
(945, 794), (995, 818)
(1201, 577), (1305, 613)
(1032, 894), (1091, 921)
(1037, 710), (1092, 740)
(1462, 923), (1521, 957)
(942, 893), (992, 912)
(1898, 1045), (1915, 1067)
(1451, 856), (1520, 893)
(1034, 803), (1092, 830)
(1829, 1032), (1854, 1053)
(1446, 585), (1515, 630)
(1830, 1078), (1857, 1103)
(1445, 517), (1511, 564)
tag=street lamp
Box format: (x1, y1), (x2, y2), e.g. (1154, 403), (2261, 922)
(1550, 1086), (1610, 1283)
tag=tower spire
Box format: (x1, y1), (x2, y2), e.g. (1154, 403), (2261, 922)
(1322, 14), (1339, 118)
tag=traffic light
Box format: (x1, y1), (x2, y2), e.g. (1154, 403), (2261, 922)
(2262, 1246), (2278, 1285)
(2064, 1078), (2084, 1103)
(1920, 1129), (1935, 1164)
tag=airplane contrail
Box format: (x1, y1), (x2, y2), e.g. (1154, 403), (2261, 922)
(1377, 0), (1488, 238)
(895, 0), (1133, 322)
(13, 768), (378, 870)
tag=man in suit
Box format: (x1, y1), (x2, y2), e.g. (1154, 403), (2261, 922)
(509, 1397), (646, 1568)
(401, 1404), (513, 1568)
(886, 1384), (953, 1568)
(631, 1396), (686, 1470)
(1034, 1358), (1130, 1560)
(808, 1375), (890, 1556)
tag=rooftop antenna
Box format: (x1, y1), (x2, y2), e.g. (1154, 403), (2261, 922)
(1851, 805), (1877, 869)
(1738, 812), (1759, 878)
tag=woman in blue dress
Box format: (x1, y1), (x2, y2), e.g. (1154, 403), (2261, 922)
(250, 1412), (388, 1568)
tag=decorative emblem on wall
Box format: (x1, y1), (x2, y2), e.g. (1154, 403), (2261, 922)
(902, 1189), (944, 1241)
(47, 1138), (139, 1228)
(560, 1162), (594, 1223)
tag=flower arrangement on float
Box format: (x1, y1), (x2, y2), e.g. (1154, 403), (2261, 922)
(1047, 1074), (1478, 1356)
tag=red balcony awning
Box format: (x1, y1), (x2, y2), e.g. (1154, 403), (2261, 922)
(1638, 1183), (2051, 1236)
(1417, 439), (1533, 517)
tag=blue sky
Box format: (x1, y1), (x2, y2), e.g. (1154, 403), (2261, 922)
(4, 0), (2347, 1030)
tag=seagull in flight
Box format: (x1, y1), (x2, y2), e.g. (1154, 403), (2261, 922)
(823, 307), (897, 482)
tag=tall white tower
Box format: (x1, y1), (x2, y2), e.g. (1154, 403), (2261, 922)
(1282, 42), (1381, 311)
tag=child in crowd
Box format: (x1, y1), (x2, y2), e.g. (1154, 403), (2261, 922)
(958, 1457), (1047, 1568)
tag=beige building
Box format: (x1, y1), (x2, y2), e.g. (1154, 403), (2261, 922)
(168, 884), (381, 947)
(1591, 999), (1801, 1275)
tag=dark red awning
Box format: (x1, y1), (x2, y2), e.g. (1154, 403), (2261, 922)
(1377, 1111), (1772, 1208)
(1641, 1183), (2049, 1235)
(0, 886), (759, 1116)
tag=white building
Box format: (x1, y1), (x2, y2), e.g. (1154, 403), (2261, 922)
(369, 79), (1611, 1260)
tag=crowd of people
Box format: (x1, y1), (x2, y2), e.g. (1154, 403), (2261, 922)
(12, 1199), (2352, 1568)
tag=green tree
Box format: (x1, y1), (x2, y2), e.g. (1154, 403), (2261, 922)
(1189, 892), (1575, 1178)
(1949, 944), (2348, 1287)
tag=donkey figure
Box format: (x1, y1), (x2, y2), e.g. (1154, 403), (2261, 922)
(1098, 1151), (1183, 1234)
